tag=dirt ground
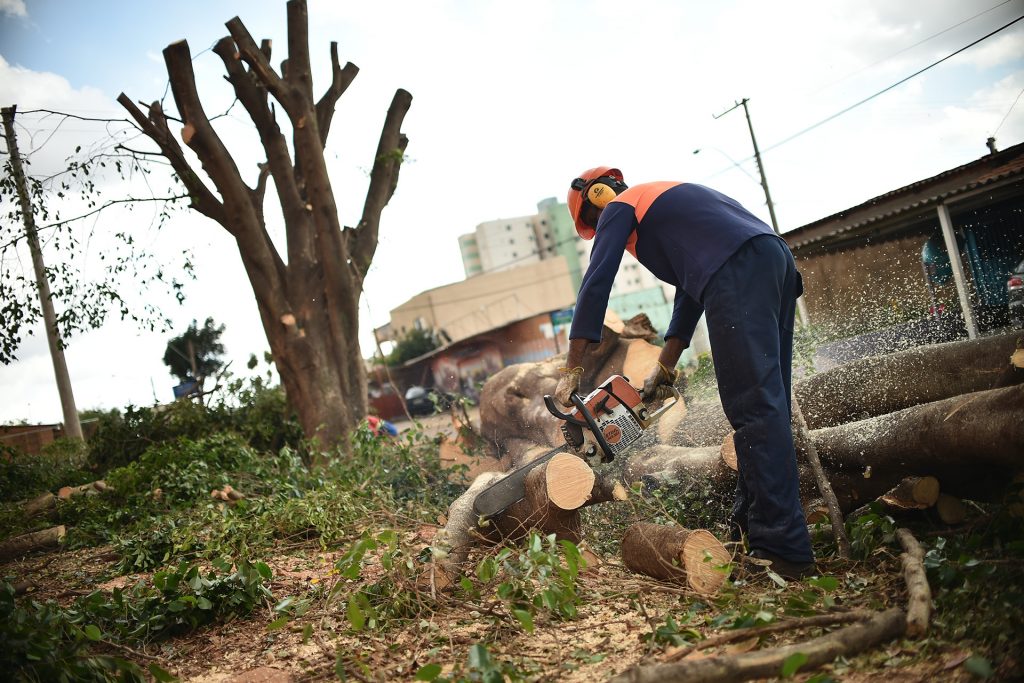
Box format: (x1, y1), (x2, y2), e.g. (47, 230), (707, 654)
(7, 530), (1001, 683)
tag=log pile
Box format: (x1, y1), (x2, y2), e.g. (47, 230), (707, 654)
(432, 329), (1021, 599)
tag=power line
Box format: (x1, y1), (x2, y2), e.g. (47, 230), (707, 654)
(762, 13), (1024, 155)
(701, 12), (1024, 184)
(811, 0), (1015, 94)
(992, 85), (1024, 137)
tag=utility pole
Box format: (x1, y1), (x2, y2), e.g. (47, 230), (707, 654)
(714, 98), (810, 326)
(1, 105), (83, 438)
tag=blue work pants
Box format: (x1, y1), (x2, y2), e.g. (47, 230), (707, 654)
(702, 234), (813, 563)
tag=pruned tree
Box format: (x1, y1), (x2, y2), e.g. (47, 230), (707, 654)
(117, 0), (412, 446)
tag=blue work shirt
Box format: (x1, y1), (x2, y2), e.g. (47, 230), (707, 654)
(569, 182), (777, 345)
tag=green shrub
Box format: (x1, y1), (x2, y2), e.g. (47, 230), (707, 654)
(0, 439), (93, 502)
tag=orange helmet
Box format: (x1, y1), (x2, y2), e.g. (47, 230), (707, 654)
(567, 167), (626, 239)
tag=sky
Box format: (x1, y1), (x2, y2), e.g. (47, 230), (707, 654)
(1, 0), (1023, 424)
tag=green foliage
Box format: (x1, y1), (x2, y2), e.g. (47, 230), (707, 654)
(846, 506), (897, 560)
(0, 560), (273, 682)
(463, 533), (584, 633)
(86, 378), (304, 473)
(0, 438), (93, 501)
(162, 316), (225, 383)
(384, 327), (442, 366)
(0, 129), (191, 365)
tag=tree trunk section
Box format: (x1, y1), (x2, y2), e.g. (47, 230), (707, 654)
(811, 385), (1024, 483)
(0, 526), (66, 562)
(491, 453), (595, 543)
(795, 332), (1021, 429)
(620, 522), (732, 596)
(933, 494), (967, 525)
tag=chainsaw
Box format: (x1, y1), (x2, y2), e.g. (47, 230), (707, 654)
(472, 374), (680, 519)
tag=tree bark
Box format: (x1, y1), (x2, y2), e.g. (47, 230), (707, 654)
(795, 331), (1021, 429)
(620, 522), (732, 596)
(0, 526), (66, 562)
(118, 0), (411, 448)
(811, 385), (1024, 482)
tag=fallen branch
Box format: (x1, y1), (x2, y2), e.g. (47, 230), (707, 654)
(612, 607), (906, 683)
(662, 610), (872, 662)
(895, 527), (931, 638)
(793, 399), (851, 559)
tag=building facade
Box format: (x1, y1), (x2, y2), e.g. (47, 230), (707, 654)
(458, 197), (678, 335)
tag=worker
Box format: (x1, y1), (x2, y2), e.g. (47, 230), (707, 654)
(554, 167), (814, 580)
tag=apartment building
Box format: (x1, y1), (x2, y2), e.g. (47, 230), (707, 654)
(459, 198), (676, 332)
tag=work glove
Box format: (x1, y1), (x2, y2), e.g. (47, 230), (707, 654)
(642, 361), (679, 403)
(554, 366), (584, 407)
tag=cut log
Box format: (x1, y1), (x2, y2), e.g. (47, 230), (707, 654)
(0, 525), (66, 562)
(620, 522), (732, 596)
(720, 433), (737, 471)
(432, 471), (506, 569)
(795, 332), (1022, 430)
(896, 528), (931, 638)
(587, 474), (629, 506)
(847, 476), (941, 521)
(883, 476), (940, 508)
(804, 498), (830, 525)
(24, 492), (57, 517)
(611, 607), (906, 683)
(934, 493), (967, 525)
(492, 452), (595, 543)
(812, 385), (1024, 482)
(624, 445), (732, 489)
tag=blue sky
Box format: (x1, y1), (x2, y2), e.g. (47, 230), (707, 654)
(1, 0), (1023, 423)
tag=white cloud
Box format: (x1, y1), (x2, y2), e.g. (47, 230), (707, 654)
(0, 0), (26, 18)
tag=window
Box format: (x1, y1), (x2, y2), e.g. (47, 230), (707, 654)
(543, 233), (550, 239)
(506, 225), (511, 231)
(512, 251), (517, 258)
(509, 238), (515, 244)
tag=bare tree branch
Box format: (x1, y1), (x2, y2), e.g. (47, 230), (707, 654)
(285, 0), (314, 103)
(116, 94), (225, 224)
(351, 88), (413, 281)
(315, 42), (359, 147)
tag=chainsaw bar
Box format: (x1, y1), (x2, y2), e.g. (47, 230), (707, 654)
(471, 446), (568, 519)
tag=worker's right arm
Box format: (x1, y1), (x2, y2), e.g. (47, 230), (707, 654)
(567, 203), (636, 344)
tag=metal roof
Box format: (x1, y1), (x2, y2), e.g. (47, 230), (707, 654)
(784, 141), (1024, 254)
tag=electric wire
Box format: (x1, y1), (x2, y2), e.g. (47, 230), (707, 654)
(810, 0), (1015, 94)
(992, 86), (1024, 138)
(763, 13), (1024, 155)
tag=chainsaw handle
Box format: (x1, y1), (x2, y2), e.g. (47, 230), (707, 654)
(543, 394), (588, 427)
(570, 392), (615, 463)
(639, 386), (682, 426)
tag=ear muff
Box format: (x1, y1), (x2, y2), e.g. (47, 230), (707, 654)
(587, 182), (615, 208)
